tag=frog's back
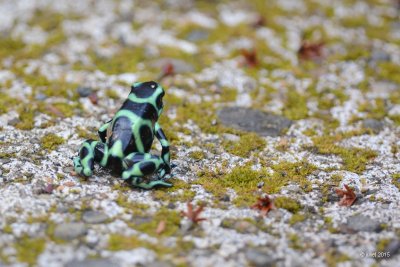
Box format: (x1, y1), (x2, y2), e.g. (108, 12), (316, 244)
(107, 81), (162, 156)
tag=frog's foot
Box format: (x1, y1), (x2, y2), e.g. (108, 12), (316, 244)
(130, 176), (172, 189)
(122, 153), (172, 189)
(73, 140), (103, 177)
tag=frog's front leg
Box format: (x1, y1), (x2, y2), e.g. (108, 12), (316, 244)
(121, 152), (172, 189)
(155, 122), (171, 176)
(73, 140), (105, 176)
(98, 119), (112, 143)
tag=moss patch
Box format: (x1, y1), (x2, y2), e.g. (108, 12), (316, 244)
(15, 236), (46, 266)
(274, 196), (301, 213)
(129, 207), (181, 237)
(282, 89), (308, 120)
(15, 106), (36, 130)
(197, 165), (263, 207)
(40, 133), (65, 150)
(307, 133), (377, 174)
(392, 174), (400, 190)
(223, 132), (266, 158)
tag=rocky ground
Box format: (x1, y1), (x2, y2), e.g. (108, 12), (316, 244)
(0, 0), (400, 266)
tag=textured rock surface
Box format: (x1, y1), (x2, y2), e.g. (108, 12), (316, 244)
(0, 0), (399, 267)
(218, 107), (292, 136)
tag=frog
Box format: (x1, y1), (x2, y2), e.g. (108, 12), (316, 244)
(73, 81), (172, 189)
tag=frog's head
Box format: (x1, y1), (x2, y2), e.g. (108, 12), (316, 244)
(130, 81), (165, 117)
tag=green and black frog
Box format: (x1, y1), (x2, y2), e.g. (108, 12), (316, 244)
(73, 81), (172, 189)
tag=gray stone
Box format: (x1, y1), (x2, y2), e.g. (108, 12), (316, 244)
(386, 240), (400, 256)
(35, 92), (47, 101)
(77, 87), (93, 97)
(8, 118), (20, 126)
(342, 215), (382, 233)
(245, 248), (275, 267)
(370, 50), (390, 62)
(144, 261), (174, 267)
(54, 222), (87, 240)
(362, 119), (384, 133)
(186, 30), (209, 42)
(82, 210), (108, 224)
(64, 258), (118, 267)
(63, 166), (75, 174)
(217, 107), (292, 136)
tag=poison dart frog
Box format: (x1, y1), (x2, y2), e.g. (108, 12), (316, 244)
(73, 81), (172, 189)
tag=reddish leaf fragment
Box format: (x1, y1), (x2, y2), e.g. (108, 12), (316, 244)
(252, 15), (265, 28)
(181, 202), (206, 224)
(46, 105), (65, 118)
(251, 195), (274, 216)
(159, 62), (175, 80)
(156, 220), (166, 235)
(335, 184), (357, 207)
(40, 183), (55, 194)
(241, 49), (258, 67)
(88, 92), (98, 105)
(298, 41), (324, 60)
(63, 181), (75, 187)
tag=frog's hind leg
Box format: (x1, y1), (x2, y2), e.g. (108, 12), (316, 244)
(121, 153), (172, 189)
(73, 140), (105, 177)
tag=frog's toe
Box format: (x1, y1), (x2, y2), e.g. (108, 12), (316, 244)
(73, 157), (92, 177)
(130, 177), (172, 189)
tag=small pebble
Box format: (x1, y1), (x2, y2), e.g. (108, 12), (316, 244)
(82, 210), (108, 224)
(77, 87), (93, 97)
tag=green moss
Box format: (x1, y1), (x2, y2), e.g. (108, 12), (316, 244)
(40, 133), (65, 150)
(282, 89), (308, 120)
(3, 224), (12, 234)
(274, 196), (301, 213)
(219, 87), (238, 102)
(308, 133), (377, 174)
(152, 178), (195, 203)
(320, 174), (343, 202)
(288, 233), (303, 250)
(108, 233), (193, 259)
(303, 128), (317, 137)
(0, 151), (17, 159)
(50, 102), (77, 117)
(15, 236), (46, 266)
(324, 249), (351, 267)
(89, 47), (146, 75)
(223, 132), (266, 157)
(197, 160), (316, 206)
(0, 37), (25, 60)
(15, 106), (36, 130)
(105, 89), (119, 100)
(197, 165), (263, 207)
(189, 151), (205, 161)
(392, 173), (400, 190)
(108, 234), (142, 251)
(115, 194), (150, 215)
(376, 239), (390, 252)
(359, 98), (387, 119)
(389, 115), (400, 126)
(130, 208), (181, 237)
(0, 93), (19, 114)
(289, 213), (306, 225)
(269, 161), (317, 193)
(376, 62), (400, 84)
(76, 126), (98, 140)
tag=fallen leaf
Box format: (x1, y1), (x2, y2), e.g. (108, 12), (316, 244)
(335, 184), (357, 207)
